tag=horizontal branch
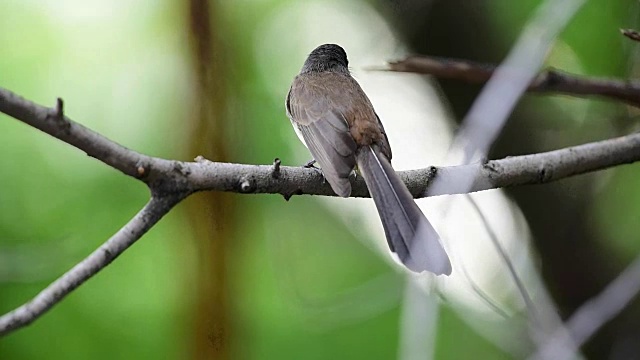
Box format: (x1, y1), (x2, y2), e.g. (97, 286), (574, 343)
(386, 55), (640, 107)
(2, 87), (640, 201)
(186, 129), (640, 198)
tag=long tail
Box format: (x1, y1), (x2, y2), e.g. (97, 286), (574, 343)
(356, 146), (451, 275)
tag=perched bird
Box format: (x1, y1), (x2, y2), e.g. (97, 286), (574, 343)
(285, 44), (451, 275)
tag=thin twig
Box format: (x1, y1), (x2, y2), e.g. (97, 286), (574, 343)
(530, 255), (640, 359)
(388, 56), (640, 108)
(0, 89), (154, 180)
(465, 195), (536, 320)
(449, 0), (586, 164)
(0, 194), (185, 336)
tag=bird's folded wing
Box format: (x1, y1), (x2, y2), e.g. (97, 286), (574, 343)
(287, 88), (357, 197)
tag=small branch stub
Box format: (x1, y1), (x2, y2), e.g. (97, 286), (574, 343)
(55, 98), (64, 118)
(48, 97), (71, 132)
(271, 158), (281, 178)
(621, 28), (640, 42)
(283, 188), (302, 202)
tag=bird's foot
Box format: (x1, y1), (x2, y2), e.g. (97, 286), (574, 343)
(303, 159), (317, 168)
(302, 159), (326, 184)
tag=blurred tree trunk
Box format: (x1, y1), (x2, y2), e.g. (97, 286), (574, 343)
(186, 0), (235, 358)
(384, 0), (636, 358)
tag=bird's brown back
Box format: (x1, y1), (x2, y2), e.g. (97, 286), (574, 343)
(288, 71), (391, 159)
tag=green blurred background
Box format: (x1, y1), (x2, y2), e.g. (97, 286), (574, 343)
(1, 0), (639, 359)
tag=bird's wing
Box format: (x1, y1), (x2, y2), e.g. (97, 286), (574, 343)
(286, 77), (357, 197)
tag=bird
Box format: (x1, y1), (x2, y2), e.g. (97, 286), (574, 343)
(285, 43), (451, 275)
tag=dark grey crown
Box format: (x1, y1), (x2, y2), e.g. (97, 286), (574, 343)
(301, 44), (349, 74)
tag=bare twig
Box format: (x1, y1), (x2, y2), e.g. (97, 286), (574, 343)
(530, 255), (640, 359)
(465, 196), (537, 320)
(449, 0), (586, 165)
(0, 194), (185, 336)
(464, 195), (571, 353)
(0, 89), (155, 180)
(388, 56), (640, 108)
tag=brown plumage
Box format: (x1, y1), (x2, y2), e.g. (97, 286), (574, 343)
(286, 44), (451, 275)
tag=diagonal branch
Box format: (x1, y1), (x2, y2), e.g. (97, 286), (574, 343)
(530, 254), (640, 359)
(0, 194), (185, 336)
(386, 56), (640, 108)
(0, 91), (154, 179)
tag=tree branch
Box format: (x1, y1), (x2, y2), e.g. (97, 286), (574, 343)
(530, 254), (640, 359)
(188, 130), (640, 198)
(3, 87), (640, 200)
(386, 56), (640, 108)
(0, 194), (184, 336)
(0, 91), (155, 180)
(2, 82), (640, 335)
